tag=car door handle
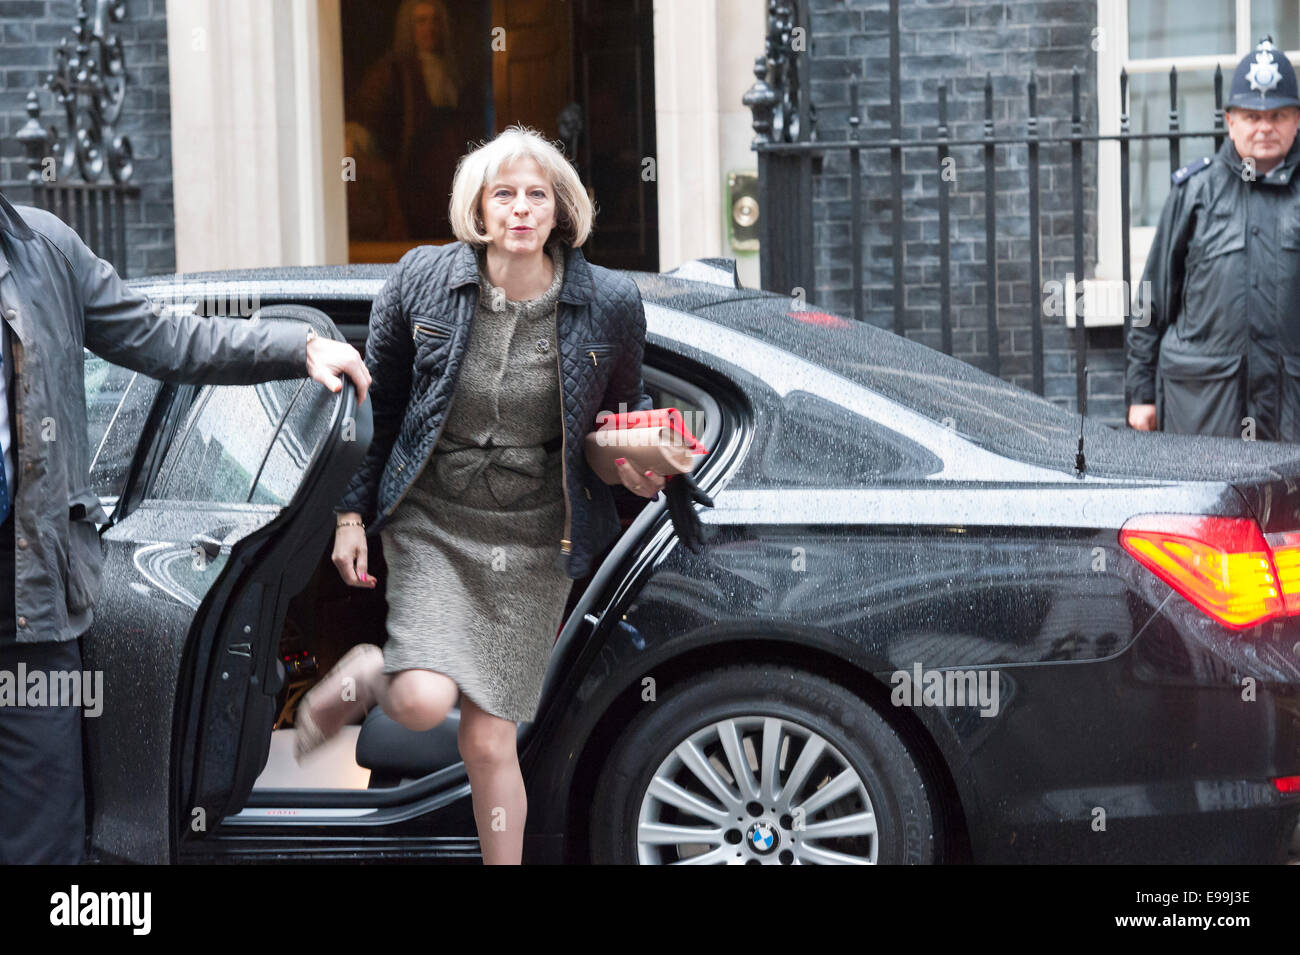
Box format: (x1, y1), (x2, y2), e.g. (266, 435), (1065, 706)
(189, 533), (223, 559)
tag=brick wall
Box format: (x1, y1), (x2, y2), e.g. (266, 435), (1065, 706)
(804, 0), (1126, 424)
(0, 0), (174, 278)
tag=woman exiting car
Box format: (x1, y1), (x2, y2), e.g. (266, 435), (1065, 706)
(294, 125), (665, 865)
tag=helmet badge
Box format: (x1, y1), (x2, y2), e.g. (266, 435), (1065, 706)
(1247, 50), (1282, 94)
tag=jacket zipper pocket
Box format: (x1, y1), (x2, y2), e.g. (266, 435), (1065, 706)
(581, 342), (614, 366)
(412, 317), (453, 341)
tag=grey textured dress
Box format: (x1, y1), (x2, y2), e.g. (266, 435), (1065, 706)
(379, 240), (574, 722)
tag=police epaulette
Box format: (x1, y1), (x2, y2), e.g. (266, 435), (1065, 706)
(1171, 156), (1212, 184)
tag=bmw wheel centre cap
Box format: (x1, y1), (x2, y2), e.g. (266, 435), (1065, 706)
(747, 821), (779, 855)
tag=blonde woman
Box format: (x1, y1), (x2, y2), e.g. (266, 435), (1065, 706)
(295, 125), (663, 865)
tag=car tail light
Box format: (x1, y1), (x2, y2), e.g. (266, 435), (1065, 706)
(1119, 514), (1283, 629)
(1274, 776), (1300, 794)
(1264, 531), (1300, 615)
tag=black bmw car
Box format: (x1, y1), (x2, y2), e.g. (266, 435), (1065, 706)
(79, 258), (1300, 864)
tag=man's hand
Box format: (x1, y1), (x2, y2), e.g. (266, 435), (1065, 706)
(1128, 404), (1157, 430)
(306, 333), (371, 403)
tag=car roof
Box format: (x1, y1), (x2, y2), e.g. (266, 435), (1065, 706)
(132, 264), (395, 285)
(130, 264), (1300, 483)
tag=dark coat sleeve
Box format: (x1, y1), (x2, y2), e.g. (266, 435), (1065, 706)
(602, 279), (655, 417)
(334, 250), (414, 520)
(1126, 181), (1194, 406)
(65, 226), (307, 385)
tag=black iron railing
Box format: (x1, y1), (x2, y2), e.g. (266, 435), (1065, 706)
(11, 0), (138, 276)
(745, 0), (1232, 416)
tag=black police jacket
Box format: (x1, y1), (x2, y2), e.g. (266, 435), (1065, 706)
(1126, 136), (1300, 440)
(334, 240), (654, 579)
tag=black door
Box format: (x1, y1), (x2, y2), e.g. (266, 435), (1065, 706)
(572, 0), (658, 272)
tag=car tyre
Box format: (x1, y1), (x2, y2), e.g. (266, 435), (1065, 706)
(589, 664), (936, 864)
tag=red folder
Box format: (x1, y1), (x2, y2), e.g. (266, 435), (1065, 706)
(585, 407), (709, 484)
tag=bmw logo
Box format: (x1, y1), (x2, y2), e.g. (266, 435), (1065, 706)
(746, 821), (779, 854)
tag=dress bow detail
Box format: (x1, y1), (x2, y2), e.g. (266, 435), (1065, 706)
(432, 437), (550, 507)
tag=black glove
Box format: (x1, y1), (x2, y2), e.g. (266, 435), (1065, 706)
(663, 471), (714, 553)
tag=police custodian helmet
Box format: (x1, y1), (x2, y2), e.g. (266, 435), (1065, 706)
(1228, 36), (1300, 110)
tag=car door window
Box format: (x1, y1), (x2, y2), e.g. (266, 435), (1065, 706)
(153, 379), (302, 503)
(251, 379), (335, 506)
(106, 376), (319, 611)
(85, 351), (162, 501)
(641, 364), (728, 458)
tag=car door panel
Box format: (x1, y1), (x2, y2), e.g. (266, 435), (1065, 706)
(180, 357), (369, 835)
(83, 380), (300, 862)
(82, 306), (371, 863)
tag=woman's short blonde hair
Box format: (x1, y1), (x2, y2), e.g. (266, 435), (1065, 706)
(448, 124), (593, 248)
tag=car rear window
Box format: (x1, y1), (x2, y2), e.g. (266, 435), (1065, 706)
(678, 293), (1300, 483)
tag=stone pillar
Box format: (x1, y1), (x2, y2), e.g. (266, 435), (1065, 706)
(653, 0), (723, 272)
(165, 0), (347, 272)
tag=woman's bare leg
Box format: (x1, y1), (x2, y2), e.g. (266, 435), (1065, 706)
(457, 693), (526, 865)
(299, 645), (459, 737)
(371, 667), (459, 732)
(332, 658), (526, 862)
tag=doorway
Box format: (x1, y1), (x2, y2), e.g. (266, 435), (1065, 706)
(340, 0), (658, 272)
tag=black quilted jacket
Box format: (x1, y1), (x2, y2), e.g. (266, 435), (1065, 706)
(335, 240), (654, 579)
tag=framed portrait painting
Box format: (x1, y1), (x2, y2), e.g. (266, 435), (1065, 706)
(343, 0), (491, 259)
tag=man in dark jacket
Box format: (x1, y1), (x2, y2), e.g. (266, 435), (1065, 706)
(0, 190), (371, 863)
(1127, 38), (1300, 440)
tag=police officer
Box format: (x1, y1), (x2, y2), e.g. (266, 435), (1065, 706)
(1127, 38), (1300, 440)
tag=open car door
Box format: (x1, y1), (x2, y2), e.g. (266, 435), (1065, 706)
(82, 306), (371, 863)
